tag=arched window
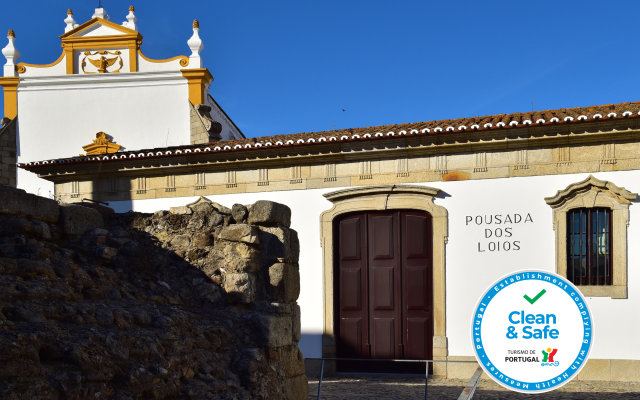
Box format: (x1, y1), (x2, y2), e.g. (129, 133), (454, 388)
(546, 175), (637, 298)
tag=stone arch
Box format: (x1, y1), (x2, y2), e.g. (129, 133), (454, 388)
(320, 185), (448, 375)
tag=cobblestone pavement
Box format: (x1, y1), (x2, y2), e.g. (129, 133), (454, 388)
(308, 374), (640, 399)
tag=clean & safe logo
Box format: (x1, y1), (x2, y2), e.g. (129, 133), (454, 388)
(472, 270), (593, 394)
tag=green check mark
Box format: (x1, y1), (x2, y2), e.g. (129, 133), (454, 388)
(523, 289), (546, 305)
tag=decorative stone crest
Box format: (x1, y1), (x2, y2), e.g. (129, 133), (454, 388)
(82, 132), (122, 155)
(81, 50), (123, 74)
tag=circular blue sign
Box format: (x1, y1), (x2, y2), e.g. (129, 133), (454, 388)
(472, 270), (593, 393)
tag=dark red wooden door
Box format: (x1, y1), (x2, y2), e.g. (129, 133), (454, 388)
(336, 210), (433, 369)
(336, 214), (368, 358)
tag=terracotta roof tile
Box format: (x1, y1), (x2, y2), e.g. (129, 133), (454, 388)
(19, 100), (640, 169)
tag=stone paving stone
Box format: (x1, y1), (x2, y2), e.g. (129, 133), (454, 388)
(308, 375), (640, 399)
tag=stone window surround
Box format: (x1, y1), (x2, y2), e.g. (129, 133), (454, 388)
(320, 184), (449, 376)
(545, 175), (637, 299)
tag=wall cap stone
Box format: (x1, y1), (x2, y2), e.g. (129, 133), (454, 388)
(0, 185), (59, 222)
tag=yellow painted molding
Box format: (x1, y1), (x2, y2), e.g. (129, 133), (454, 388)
(61, 34), (142, 47)
(181, 68), (213, 105)
(64, 47), (74, 74)
(61, 37), (141, 74)
(139, 49), (189, 67)
(128, 45), (137, 72)
(0, 77), (20, 119)
(16, 51), (65, 74)
(59, 18), (142, 75)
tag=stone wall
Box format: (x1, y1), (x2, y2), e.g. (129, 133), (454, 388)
(0, 185), (307, 399)
(0, 118), (16, 187)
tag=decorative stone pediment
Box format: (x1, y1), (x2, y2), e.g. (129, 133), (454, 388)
(544, 175), (637, 209)
(61, 18), (137, 39)
(82, 132), (121, 155)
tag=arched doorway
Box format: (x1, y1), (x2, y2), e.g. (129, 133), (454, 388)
(320, 185), (448, 376)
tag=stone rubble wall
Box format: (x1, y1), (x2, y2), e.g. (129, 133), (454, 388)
(0, 185), (307, 399)
(0, 119), (17, 187)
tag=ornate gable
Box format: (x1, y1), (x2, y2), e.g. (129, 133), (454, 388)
(60, 18), (138, 39)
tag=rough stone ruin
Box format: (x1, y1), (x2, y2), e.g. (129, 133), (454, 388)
(0, 185), (307, 399)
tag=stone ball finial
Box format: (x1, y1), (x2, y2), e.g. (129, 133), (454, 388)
(193, 19), (200, 29)
(7, 29), (15, 38)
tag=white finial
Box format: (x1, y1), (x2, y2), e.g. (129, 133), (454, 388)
(2, 30), (20, 77)
(64, 9), (79, 33)
(187, 20), (203, 68)
(92, 7), (110, 20)
(122, 5), (137, 31)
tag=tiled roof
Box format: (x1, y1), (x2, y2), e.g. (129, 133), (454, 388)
(20, 101), (640, 169)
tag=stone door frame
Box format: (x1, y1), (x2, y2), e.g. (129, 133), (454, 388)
(320, 184), (448, 376)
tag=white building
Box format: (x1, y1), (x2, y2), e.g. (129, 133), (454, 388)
(8, 6), (640, 382)
(0, 5), (243, 197)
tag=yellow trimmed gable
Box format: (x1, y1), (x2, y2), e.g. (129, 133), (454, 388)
(60, 17), (139, 39)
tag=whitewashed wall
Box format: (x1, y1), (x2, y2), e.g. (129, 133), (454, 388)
(109, 170), (640, 361)
(441, 171), (640, 360)
(17, 72), (190, 195)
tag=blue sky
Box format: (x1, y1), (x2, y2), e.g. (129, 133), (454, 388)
(2, 1), (640, 138)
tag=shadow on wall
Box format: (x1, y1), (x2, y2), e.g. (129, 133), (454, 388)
(300, 333), (324, 377)
(87, 174), (133, 214)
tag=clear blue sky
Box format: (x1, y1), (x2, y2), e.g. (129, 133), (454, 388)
(2, 1), (640, 138)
